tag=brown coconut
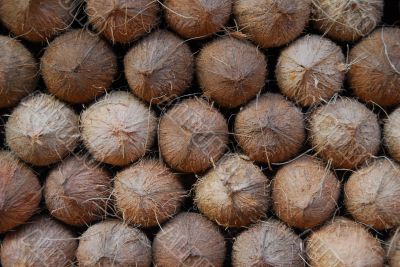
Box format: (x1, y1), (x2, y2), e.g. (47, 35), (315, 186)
(113, 159), (186, 228)
(80, 91), (157, 166)
(387, 229), (400, 267)
(153, 212), (226, 267)
(0, 0), (76, 42)
(0, 35), (37, 108)
(76, 220), (152, 267)
(124, 30), (194, 104)
(307, 217), (385, 267)
(164, 0), (232, 39)
(272, 156), (340, 229)
(1, 216), (78, 267)
(345, 159), (400, 230)
(385, 107), (400, 162)
(348, 27), (400, 107)
(309, 97), (381, 169)
(195, 154), (270, 228)
(276, 34), (346, 107)
(159, 98), (228, 173)
(0, 151), (41, 233)
(86, 0), (160, 44)
(233, 0), (311, 48)
(41, 29), (117, 104)
(5, 94), (80, 166)
(232, 220), (304, 267)
(196, 37), (267, 108)
(235, 93), (305, 166)
(312, 0), (383, 42)
(44, 156), (112, 226)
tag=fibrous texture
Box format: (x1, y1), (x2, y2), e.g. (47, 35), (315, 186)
(385, 107), (400, 162)
(386, 229), (400, 267)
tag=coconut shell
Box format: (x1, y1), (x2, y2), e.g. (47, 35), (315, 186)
(1, 216), (78, 267)
(0, 35), (37, 109)
(232, 220), (304, 267)
(0, 151), (41, 233)
(5, 94), (80, 166)
(124, 30), (194, 104)
(80, 91), (157, 166)
(86, 0), (159, 44)
(153, 212), (226, 267)
(159, 98), (228, 173)
(196, 37), (267, 108)
(385, 107), (400, 162)
(309, 97), (381, 169)
(276, 34), (346, 107)
(114, 159), (186, 228)
(0, 0), (76, 42)
(195, 154), (270, 228)
(76, 220), (152, 267)
(235, 93), (305, 165)
(345, 159), (400, 230)
(233, 0), (311, 48)
(307, 217), (385, 267)
(41, 29), (117, 104)
(386, 229), (400, 267)
(44, 156), (111, 226)
(164, 0), (232, 39)
(312, 0), (384, 42)
(272, 156), (340, 229)
(348, 27), (400, 107)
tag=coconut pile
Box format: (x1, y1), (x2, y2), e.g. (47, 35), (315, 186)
(0, 0), (400, 266)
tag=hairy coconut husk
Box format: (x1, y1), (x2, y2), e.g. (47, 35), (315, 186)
(385, 107), (400, 162)
(386, 228), (400, 267)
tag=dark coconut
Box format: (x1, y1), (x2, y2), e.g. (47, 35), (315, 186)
(124, 30), (194, 104)
(153, 212), (226, 267)
(196, 37), (267, 108)
(233, 0), (311, 48)
(5, 94), (80, 166)
(386, 229), (400, 267)
(159, 98), (228, 173)
(44, 156), (112, 226)
(385, 107), (400, 162)
(276, 34), (346, 107)
(348, 27), (400, 107)
(309, 97), (381, 169)
(80, 91), (157, 166)
(234, 93), (305, 166)
(41, 29), (117, 104)
(1, 216), (78, 267)
(0, 151), (41, 233)
(76, 220), (152, 267)
(0, 35), (37, 108)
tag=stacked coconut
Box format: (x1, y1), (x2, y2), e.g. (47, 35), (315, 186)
(0, 0), (399, 266)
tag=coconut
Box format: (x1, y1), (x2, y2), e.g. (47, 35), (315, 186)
(234, 93), (305, 166)
(312, 0), (383, 42)
(164, 0), (232, 39)
(159, 98), (228, 173)
(153, 212), (226, 267)
(308, 97), (381, 169)
(307, 217), (384, 267)
(194, 154), (270, 228)
(44, 156), (112, 226)
(124, 30), (194, 104)
(232, 220), (304, 267)
(80, 91), (157, 166)
(272, 156), (340, 229)
(0, 35), (37, 109)
(196, 37), (267, 108)
(41, 29), (117, 104)
(0, 151), (41, 233)
(348, 27), (400, 107)
(386, 229), (400, 267)
(86, 0), (159, 44)
(276, 34), (346, 107)
(0, 0), (77, 42)
(385, 107), (400, 162)
(345, 159), (400, 230)
(76, 220), (152, 267)
(5, 94), (80, 166)
(113, 159), (186, 228)
(233, 0), (311, 48)
(1, 216), (78, 267)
